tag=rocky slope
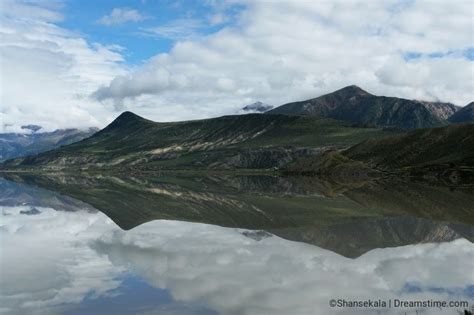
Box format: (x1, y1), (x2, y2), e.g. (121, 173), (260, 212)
(268, 85), (460, 129)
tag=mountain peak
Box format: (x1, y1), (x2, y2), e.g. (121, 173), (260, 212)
(102, 111), (150, 132)
(116, 111), (144, 121)
(332, 85), (370, 97)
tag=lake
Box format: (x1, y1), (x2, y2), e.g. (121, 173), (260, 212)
(0, 174), (473, 315)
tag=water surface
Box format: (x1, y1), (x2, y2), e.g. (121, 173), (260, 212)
(0, 175), (473, 315)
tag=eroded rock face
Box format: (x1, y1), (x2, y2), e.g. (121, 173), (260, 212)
(419, 101), (459, 120)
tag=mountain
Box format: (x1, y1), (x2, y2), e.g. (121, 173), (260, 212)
(0, 127), (99, 161)
(268, 85), (460, 129)
(448, 102), (474, 123)
(285, 123), (474, 181)
(242, 101), (273, 113)
(1, 112), (393, 171)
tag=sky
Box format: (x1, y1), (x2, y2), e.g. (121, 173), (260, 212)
(0, 0), (473, 132)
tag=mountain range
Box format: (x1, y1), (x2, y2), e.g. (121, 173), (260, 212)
(0, 127), (99, 162)
(1, 85), (472, 175)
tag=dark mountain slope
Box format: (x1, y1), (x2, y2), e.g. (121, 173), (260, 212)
(2, 112), (392, 171)
(285, 123), (474, 179)
(345, 123), (474, 170)
(268, 85), (459, 129)
(448, 102), (474, 123)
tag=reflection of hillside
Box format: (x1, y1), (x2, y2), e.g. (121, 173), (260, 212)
(273, 216), (471, 258)
(2, 173), (473, 258)
(344, 180), (474, 225)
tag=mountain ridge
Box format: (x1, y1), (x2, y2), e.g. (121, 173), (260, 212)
(268, 85), (461, 129)
(1, 112), (393, 171)
(1, 85), (472, 173)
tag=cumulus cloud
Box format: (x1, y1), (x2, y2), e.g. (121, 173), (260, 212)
(0, 1), (127, 132)
(93, 0), (474, 121)
(1, 0), (473, 130)
(97, 7), (147, 26)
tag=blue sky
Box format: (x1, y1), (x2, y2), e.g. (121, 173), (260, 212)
(57, 0), (242, 65)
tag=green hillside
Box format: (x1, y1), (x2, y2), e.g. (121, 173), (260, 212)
(2, 112), (393, 171)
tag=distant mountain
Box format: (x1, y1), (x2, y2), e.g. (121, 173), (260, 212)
(1, 111), (392, 171)
(268, 85), (460, 129)
(448, 102), (474, 123)
(242, 101), (273, 113)
(0, 127), (99, 161)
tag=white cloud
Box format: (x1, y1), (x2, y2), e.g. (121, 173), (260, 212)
(94, 0), (474, 122)
(97, 7), (147, 26)
(1, 0), (473, 131)
(0, 1), (127, 132)
(0, 0), (64, 22)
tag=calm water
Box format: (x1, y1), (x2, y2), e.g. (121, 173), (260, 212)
(0, 175), (473, 315)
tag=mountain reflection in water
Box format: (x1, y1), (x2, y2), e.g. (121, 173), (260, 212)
(0, 175), (473, 315)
